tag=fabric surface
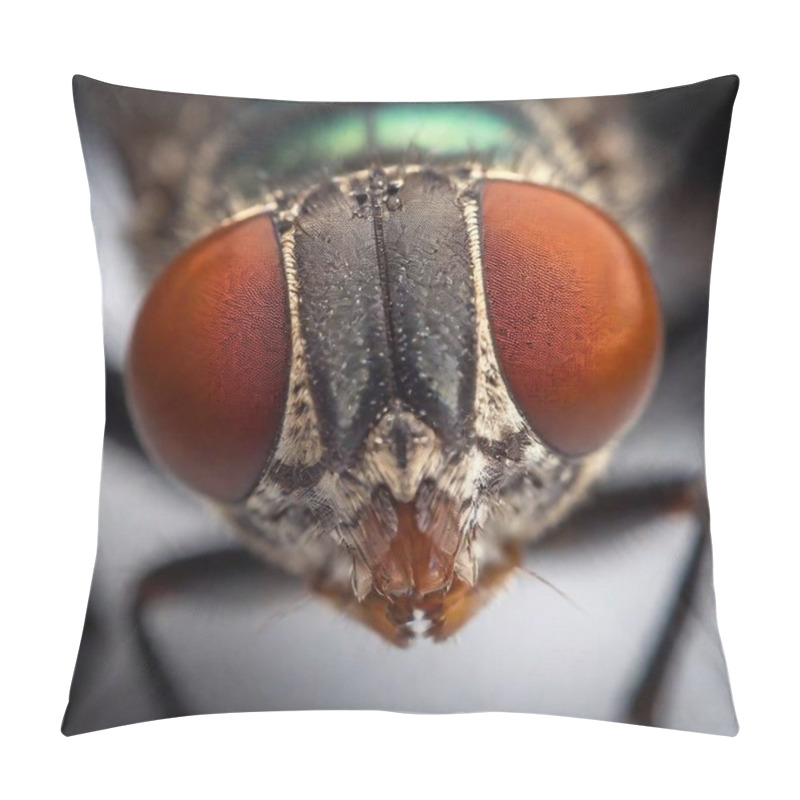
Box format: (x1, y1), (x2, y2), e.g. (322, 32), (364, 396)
(64, 75), (738, 735)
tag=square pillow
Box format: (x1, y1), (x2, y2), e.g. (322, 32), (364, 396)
(64, 75), (738, 735)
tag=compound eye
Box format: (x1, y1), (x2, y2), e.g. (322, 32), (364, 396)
(125, 213), (290, 501)
(481, 180), (662, 456)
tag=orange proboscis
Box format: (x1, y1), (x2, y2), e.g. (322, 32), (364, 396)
(371, 502), (457, 598)
(315, 537), (522, 647)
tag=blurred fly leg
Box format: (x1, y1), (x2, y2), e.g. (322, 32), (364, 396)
(105, 365), (143, 454)
(130, 546), (270, 719)
(624, 478), (712, 727)
(538, 476), (713, 727)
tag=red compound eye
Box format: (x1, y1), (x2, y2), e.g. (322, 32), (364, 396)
(125, 213), (290, 501)
(481, 180), (663, 456)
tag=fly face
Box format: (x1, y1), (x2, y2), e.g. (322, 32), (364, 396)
(123, 105), (662, 643)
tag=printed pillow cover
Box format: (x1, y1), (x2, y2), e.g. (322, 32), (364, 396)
(64, 75), (738, 735)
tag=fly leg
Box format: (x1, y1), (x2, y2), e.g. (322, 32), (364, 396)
(555, 476), (716, 728)
(130, 546), (278, 719)
(624, 479), (712, 727)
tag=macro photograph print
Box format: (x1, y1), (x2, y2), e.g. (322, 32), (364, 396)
(64, 75), (738, 736)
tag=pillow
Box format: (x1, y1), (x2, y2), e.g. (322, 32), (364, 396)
(64, 75), (738, 735)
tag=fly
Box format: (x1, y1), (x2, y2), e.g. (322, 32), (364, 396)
(122, 103), (662, 644)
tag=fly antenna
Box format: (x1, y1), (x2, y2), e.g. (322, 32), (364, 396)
(515, 564), (584, 613)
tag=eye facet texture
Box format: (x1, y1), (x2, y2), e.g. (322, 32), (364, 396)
(481, 180), (663, 455)
(125, 214), (290, 501)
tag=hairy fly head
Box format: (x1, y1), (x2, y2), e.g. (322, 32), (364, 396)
(125, 164), (662, 609)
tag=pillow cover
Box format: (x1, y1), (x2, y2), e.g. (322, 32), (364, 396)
(64, 75), (738, 735)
